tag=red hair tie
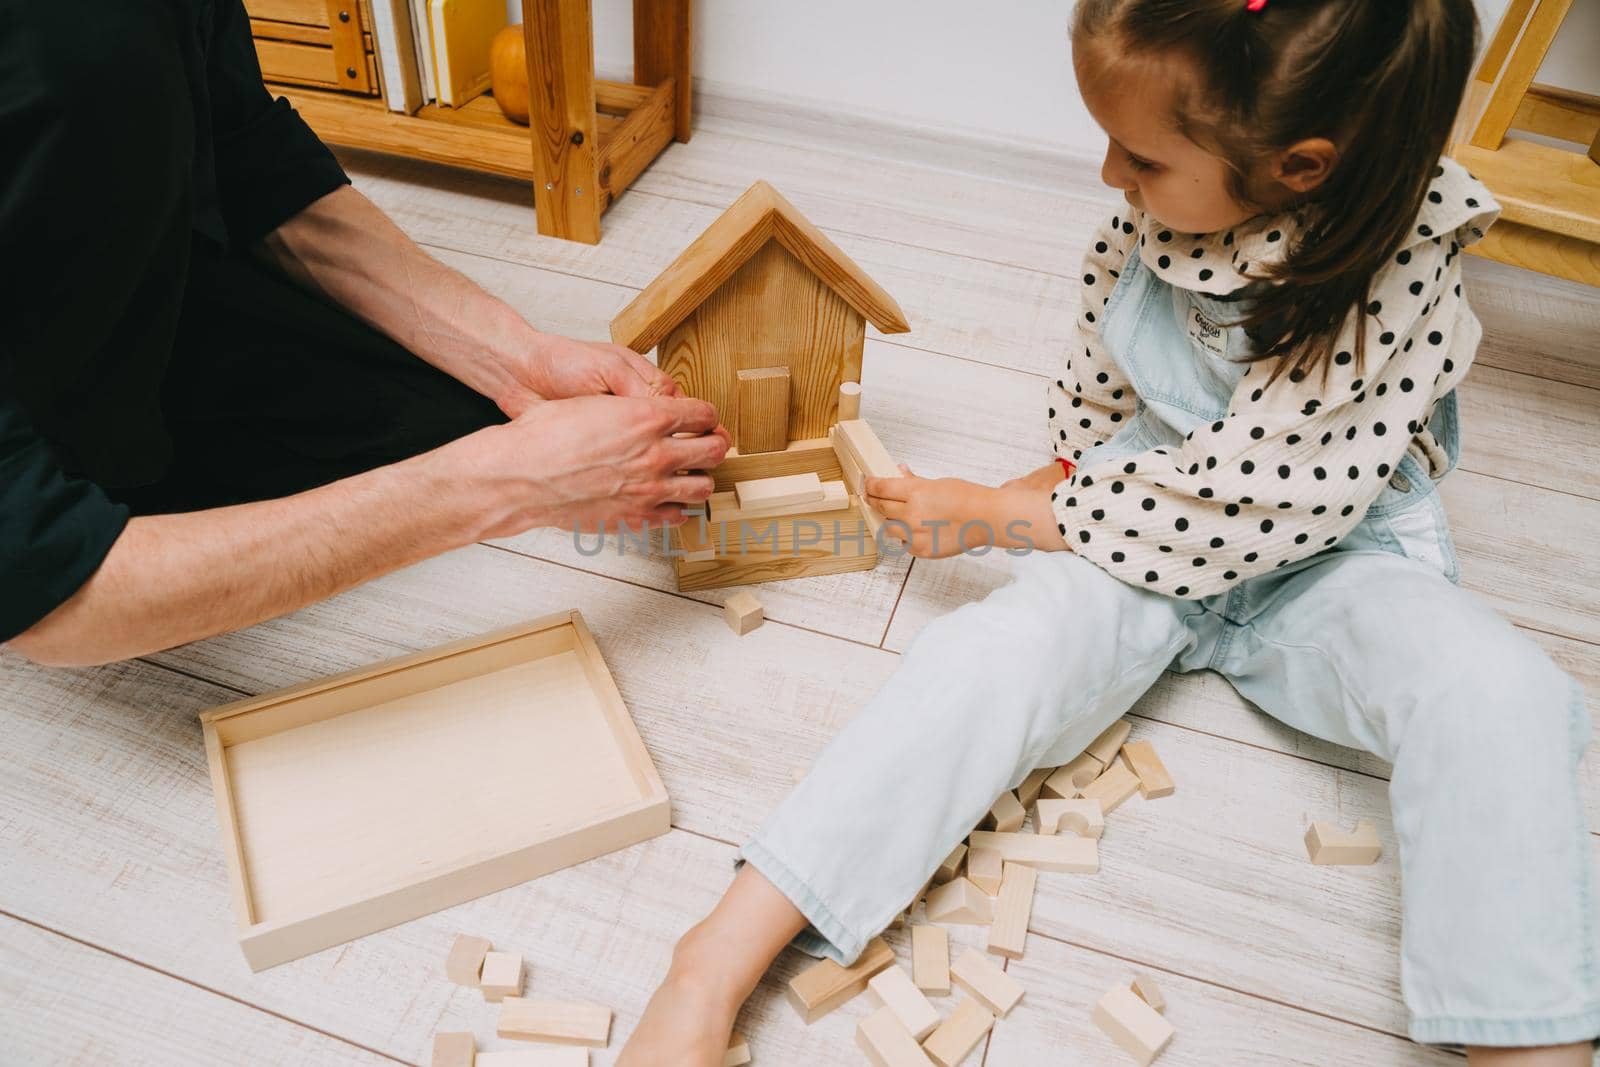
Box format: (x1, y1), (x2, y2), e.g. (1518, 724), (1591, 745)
(1246, 0), (1268, 9)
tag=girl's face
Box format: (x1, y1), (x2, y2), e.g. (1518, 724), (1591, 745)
(1074, 38), (1268, 234)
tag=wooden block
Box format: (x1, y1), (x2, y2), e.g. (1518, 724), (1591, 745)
(673, 512), (719, 563)
(869, 965), (941, 1041)
(1085, 719), (1133, 766)
(1120, 740), (1174, 799)
(1034, 797), (1105, 839)
(1040, 752), (1103, 799)
(479, 950), (523, 1002)
(1016, 767), (1052, 810)
(723, 1034), (752, 1066)
(445, 933), (492, 986)
(733, 471), (824, 510)
(985, 862), (1036, 961)
(966, 831), (1098, 873)
(950, 949), (1023, 1018)
(708, 479), (850, 522)
(911, 924), (950, 995)
(923, 877), (994, 925)
(723, 591), (764, 635)
(497, 998), (612, 1047)
(785, 936), (895, 1024)
(838, 380), (862, 421)
(979, 791), (1026, 834)
(1131, 973), (1166, 1013)
(1304, 820), (1383, 865)
(736, 366), (791, 455)
(857, 1005), (936, 1067)
(475, 1051), (586, 1067)
(922, 997), (994, 1067)
(1080, 758), (1141, 815)
(431, 1031), (476, 1067)
(965, 847), (1004, 895)
(1093, 985), (1175, 1066)
(835, 419), (897, 478)
(932, 843), (967, 884)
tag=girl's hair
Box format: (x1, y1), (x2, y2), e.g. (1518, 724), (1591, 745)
(1072, 0), (1478, 377)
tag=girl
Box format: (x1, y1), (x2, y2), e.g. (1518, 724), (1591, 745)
(620, 1), (1598, 1062)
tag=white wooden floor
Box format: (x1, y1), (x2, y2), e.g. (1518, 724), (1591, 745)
(4, 98), (1598, 1066)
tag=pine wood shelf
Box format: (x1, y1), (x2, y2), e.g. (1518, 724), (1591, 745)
(278, 0), (690, 244)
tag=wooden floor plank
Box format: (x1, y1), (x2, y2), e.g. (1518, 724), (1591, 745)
(984, 933), (1458, 1066)
(0, 914), (395, 1066)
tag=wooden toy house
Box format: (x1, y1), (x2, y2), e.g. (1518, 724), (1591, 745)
(611, 180), (911, 590)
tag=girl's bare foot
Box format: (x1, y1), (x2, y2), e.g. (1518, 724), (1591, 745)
(616, 958), (741, 1067)
(1466, 1044), (1593, 1067)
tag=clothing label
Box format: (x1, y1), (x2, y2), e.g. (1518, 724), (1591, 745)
(1186, 305), (1228, 358)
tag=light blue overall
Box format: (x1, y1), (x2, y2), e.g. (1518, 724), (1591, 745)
(739, 250), (1599, 1048)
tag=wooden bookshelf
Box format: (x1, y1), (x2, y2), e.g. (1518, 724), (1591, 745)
(277, 0), (690, 244)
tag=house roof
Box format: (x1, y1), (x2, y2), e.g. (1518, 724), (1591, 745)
(610, 180), (910, 353)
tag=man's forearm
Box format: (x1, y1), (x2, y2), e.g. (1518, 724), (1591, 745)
(258, 185), (535, 413)
(7, 441), (497, 668)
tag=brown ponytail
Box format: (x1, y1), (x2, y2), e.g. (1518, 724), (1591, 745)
(1072, 0), (1479, 377)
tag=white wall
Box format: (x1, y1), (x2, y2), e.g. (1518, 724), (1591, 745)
(510, 1), (1600, 157)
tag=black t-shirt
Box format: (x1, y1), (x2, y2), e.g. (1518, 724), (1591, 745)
(0, 0), (349, 640)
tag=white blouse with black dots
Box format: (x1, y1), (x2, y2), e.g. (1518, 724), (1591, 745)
(1046, 158), (1500, 599)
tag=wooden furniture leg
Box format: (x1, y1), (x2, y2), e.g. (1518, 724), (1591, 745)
(1469, 0), (1575, 150)
(524, 0), (602, 244)
(634, 0), (692, 143)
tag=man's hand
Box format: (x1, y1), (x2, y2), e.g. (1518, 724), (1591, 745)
(453, 393), (730, 538)
(494, 333), (680, 417)
(866, 465), (1068, 558)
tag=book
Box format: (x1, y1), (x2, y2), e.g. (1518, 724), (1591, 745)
(408, 0), (437, 102)
(368, 0), (424, 113)
(429, 0), (507, 107)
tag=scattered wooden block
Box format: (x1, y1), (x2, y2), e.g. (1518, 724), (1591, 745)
(923, 877), (994, 924)
(724, 591), (765, 635)
(1093, 985), (1175, 1065)
(838, 380), (863, 421)
(933, 843), (967, 884)
(1016, 767), (1053, 810)
(431, 1031), (476, 1067)
(475, 1050), (586, 1067)
(736, 366), (792, 455)
(497, 998), (612, 1047)
(985, 862), (1036, 960)
(444, 934), (493, 986)
(724, 1034), (752, 1066)
(1304, 820), (1383, 865)
(950, 949), (1024, 1018)
(857, 1005), (936, 1067)
(1131, 973), (1166, 1013)
(733, 471), (824, 510)
(869, 965), (941, 1041)
(922, 997), (994, 1067)
(1034, 797), (1105, 839)
(1080, 758), (1141, 815)
(1085, 719), (1133, 766)
(1120, 740), (1174, 799)
(786, 936), (896, 1024)
(965, 847), (1004, 895)
(980, 791), (1026, 834)
(1040, 752), (1103, 799)
(478, 950), (524, 1002)
(966, 831), (1098, 873)
(911, 924), (950, 995)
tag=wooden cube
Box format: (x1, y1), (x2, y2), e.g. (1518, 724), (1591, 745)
(1016, 767), (1053, 810)
(933, 842), (967, 884)
(724, 591), (765, 635)
(1120, 739), (1175, 799)
(478, 950), (523, 1002)
(444, 934), (492, 986)
(1131, 973), (1167, 1013)
(980, 791), (1026, 834)
(1304, 820), (1382, 864)
(1085, 719), (1132, 765)
(431, 1031), (475, 1067)
(1080, 758), (1141, 815)
(924, 877), (993, 924)
(1093, 985), (1175, 1065)
(965, 846), (1004, 895)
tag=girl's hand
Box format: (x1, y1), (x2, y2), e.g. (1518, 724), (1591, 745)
(866, 465), (1069, 558)
(1002, 461), (1071, 493)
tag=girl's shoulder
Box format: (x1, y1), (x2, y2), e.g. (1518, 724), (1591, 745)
(1127, 159), (1499, 297)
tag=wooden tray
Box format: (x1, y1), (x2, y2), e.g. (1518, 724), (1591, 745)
(200, 610), (669, 971)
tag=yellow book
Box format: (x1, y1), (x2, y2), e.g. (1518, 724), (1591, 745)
(429, 0), (506, 107)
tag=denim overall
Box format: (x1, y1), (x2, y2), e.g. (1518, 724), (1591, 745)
(741, 247), (1597, 1047)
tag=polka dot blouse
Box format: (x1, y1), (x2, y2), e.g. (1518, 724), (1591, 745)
(1047, 158), (1500, 599)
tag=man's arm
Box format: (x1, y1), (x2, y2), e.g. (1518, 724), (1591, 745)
(6, 394), (728, 667)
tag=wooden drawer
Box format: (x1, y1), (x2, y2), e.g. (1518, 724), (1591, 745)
(248, 0), (379, 96)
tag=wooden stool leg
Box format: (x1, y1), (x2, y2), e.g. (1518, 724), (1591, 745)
(634, 0), (692, 143)
(1476, 0), (1537, 87)
(1589, 125), (1599, 166)
(524, 0), (602, 244)
(1469, 0), (1574, 150)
